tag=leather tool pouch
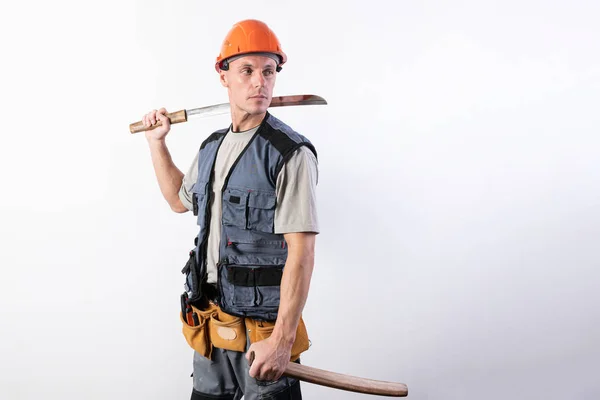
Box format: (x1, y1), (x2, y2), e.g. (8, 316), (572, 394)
(181, 301), (247, 358)
(180, 302), (217, 360)
(208, 307), (247, 352)
(245, 315), (310, 361)
(182, 301), (307, 360)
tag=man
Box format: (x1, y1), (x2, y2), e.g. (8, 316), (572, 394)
(142, 19), (319, 399)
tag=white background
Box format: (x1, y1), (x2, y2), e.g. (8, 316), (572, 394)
(1, 1), (599, 399)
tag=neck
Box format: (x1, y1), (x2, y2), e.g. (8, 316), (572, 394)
(230, 107), (266, 132)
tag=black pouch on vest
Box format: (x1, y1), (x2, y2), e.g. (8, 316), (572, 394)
(182, 249), (200, 299)
(192, 193), (199, 216)
(217, 261), (284, 321)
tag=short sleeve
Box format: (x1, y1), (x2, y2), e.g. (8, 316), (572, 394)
(178, 152), (199, 212)
(274, 146), (319, 234)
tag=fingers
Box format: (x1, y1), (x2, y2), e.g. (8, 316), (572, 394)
(156, 110), (170, 128)
(249, 361), (259, 379)
(262, 371), (275, 382)
(148, 109), (156, 126)
(247, 346), (270, 380)
(246, 344), (286, 382)
(259, 368), (280, 382)
(142, 108), (169, 127)
(271, 370), (284, 381)
(142, 109), (155, 128)
(249, 363), (271, 381)
(247, 357), (277, 381)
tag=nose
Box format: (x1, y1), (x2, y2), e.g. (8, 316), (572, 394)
(252, 70), (265, 88)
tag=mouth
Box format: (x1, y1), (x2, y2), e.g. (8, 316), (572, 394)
(249, 95), (268, 100)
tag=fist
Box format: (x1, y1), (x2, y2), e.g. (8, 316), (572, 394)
(246, 337), (291, 382)
(142, 107), (171, 141)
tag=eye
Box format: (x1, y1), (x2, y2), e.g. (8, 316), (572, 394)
(264, 69), (274, 76)
(242, 68), (252, 75)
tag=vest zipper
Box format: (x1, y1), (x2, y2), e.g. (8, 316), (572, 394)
(227, 240), (285, 249)
(221, 262), (285, 268)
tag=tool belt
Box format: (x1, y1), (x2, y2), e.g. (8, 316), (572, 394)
(180, 292), (310, 361)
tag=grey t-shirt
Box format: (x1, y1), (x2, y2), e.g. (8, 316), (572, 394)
(179, 125), (319, 284)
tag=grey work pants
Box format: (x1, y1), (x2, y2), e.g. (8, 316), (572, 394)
(190, 345), (302, 400)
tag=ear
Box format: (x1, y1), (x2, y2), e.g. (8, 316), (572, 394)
(219, 70), (228, 88)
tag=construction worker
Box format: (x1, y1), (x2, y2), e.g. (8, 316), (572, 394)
(142, 19), (318, 399)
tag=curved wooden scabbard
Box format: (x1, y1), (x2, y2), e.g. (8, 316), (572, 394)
(248, 351), (408, 397)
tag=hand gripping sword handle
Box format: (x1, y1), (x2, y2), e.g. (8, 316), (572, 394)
(129, 110), (188, 134)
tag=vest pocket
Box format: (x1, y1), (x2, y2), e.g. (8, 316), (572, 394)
(218, 262), (283, 319)
(192, 182), (209, 227)
(226, 234), (286, 255)
(222, 188), (248, 229)
(247, 191), (276, 233)
(181, 249), (200, 299)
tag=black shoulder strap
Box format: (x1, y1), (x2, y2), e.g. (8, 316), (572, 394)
(200, 126), (229, 150)
(274, 142), (317, 178)
(258, 116), (317, 178)
(258, 123), (297, 155)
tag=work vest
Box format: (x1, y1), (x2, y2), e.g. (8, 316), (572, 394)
(183, 112), (317, 321)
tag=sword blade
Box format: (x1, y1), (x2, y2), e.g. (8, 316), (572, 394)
(186, 94), (327, 118)
(186, 103), (230, 118)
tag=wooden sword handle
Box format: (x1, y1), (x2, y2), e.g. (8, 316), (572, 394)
(247, 351), (408, 397)
(129, 110), (188, 134)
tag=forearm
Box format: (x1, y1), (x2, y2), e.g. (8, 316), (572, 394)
(272, 233), (316, 347)
(147, 138), (187, 212)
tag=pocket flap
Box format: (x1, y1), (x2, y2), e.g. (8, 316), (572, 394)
(192, 182), (208, 197)
(224, 188), (248, 206)
(226, 265), (283, 287)
(248, 191), (276, 209)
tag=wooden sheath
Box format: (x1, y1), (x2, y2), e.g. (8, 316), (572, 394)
(129, 110), (187, 134)
(248, 351), (408, 397)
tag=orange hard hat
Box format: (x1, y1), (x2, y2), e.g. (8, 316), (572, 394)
(215, 19), (287, 73)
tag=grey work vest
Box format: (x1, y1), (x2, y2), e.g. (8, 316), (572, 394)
(185, 112), (317, 321)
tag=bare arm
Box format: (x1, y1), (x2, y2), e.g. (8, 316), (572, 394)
(272, 232), (316, 346)
(247, 232), (316, 381)
(143, 108), (188, 213)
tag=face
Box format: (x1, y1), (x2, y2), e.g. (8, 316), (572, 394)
(219, 55), (277, 116)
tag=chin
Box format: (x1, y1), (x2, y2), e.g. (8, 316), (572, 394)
(246, 104), (269, 115)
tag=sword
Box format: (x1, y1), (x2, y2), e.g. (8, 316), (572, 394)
(129, 94), (327, 134)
